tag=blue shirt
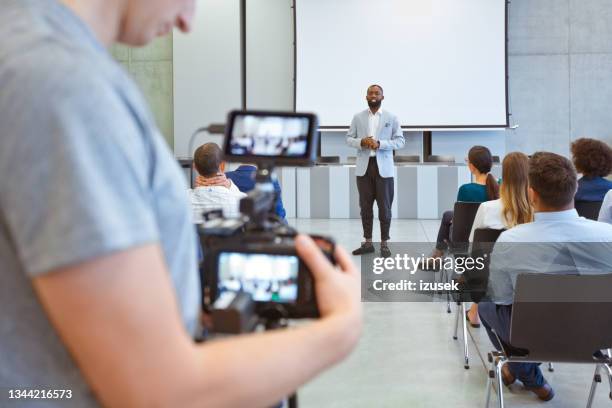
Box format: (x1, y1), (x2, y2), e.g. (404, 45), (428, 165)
(457, 183), (488, 202)
(0, 1), (199, 405)
(575, 176), (612, 202)
(488, 209), (612, 305)
(226, 165), (287, 219)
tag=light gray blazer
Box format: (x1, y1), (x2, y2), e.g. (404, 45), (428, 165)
(346, 109), (405, 177)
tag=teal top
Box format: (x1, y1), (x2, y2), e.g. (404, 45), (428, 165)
(457, 183), (488, 202)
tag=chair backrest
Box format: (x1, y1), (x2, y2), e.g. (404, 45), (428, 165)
(510, 273), (612, 363)
(394, 155), (420, 163)
(316, 156), (340, 164)
(466, 228), (505, 302)
(425, 155), (455, 164)
(450, 202), (482, 247)
(575, 200), (603, 221)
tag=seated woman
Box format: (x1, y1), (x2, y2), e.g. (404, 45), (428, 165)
(571, 138), (612, 202)
(430, 145), (499, 260)
(465, 152), (533, 327)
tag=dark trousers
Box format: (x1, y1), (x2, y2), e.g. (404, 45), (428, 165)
(356, 157), (394, 241)
(478, 302), (545, 388)
(435, 210), (454, 250)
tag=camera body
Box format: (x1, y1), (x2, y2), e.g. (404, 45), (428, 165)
(198, 110), (334, 324)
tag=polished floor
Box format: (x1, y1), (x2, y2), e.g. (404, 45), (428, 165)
(287, 219), (611, 408)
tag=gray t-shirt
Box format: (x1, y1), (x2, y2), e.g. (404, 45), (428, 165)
(0, 1), (200, 406)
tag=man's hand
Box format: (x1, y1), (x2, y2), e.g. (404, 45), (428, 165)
(195, 173), (231, 189)
(295, 235), (362, 346)
(360, 137), (378, 150)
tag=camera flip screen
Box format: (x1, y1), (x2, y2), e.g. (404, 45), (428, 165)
(218, 252), (299, 303)
(229, 115), (310, 157)
(223, 111), (318, 166)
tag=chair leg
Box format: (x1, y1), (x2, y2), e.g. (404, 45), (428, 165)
(495, 358), (506, 408)
(604, 363), (612, 400)
(461, 302), (469, 369)
(485, 354), (494, 408)
(453, 302), (460, 340)
(586, 364), (601, 408)
(548, 362), (554, 372)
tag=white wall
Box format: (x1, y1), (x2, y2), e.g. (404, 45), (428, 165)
(246, 0), (294, 110)
(173, 0), (242, 157)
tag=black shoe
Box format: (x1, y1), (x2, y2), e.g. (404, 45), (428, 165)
(352, 242), (375, 255)
(380, 244), (391, 258)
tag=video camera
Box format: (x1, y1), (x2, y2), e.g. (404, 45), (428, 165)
(198, 110), (336, 333)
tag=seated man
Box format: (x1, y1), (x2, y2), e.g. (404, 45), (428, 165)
(226, 164), (287, 220)
(480, 152), (612, 402)
(190, 143), (246, 223)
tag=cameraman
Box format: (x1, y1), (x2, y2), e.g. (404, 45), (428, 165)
(0, 1), (362, 407)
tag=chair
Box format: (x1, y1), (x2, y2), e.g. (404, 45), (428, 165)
(575, 200), (603, 221)
(485, 273), (612, 408)
(316, 156), (340, 164)
(448, 202), (482, 254)
(450, 227), (503, 370)
(436, 202), (481, 367)
(394, 155), (420, 164)
(425, 155), (455, 163)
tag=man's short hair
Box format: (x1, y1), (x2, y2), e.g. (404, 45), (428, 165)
(193, 143), (223, 177)
(367, 84), (384, 94)
(528, 152), (577, 208)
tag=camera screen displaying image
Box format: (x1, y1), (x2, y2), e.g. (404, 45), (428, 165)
(218, 252), (299, 303)
(222, 111), (319, 166)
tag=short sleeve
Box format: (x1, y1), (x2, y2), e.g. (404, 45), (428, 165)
(0, 69), (160, 276)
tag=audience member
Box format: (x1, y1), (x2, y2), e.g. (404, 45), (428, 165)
(465, 152), (533, 327)
(571, 138), (612, 201)
(480, 152), (612, 402)
(226, 164), (287, 220)
(190, 143), (246, 223)
(598, 189), (612, 224)
(429, 146), (499, 260)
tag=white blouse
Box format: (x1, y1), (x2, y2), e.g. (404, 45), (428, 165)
(469, 199), (507, 241)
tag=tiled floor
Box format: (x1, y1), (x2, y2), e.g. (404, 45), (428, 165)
(287, 218), (611, 408)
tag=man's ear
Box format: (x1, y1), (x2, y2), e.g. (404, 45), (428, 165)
(219, 161), (226, 172)
(528, 186), (538, 207)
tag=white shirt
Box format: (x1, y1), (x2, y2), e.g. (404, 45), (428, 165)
(367, 108), (382, 157)
(469, 199), (507, 241)
(598, 190), (612, 224)
(189, 180), (247, 223)
(489, 209), (612, 304)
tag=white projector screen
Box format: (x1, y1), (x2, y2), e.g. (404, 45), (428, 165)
(295, 0), (508, 128)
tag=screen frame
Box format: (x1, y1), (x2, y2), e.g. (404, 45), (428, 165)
(222, 110), (319, 167)
(291, 0), (510, 129)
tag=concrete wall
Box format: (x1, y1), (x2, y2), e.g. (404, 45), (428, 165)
(110, 35), (174, 149)
(508, 0), (612, 156)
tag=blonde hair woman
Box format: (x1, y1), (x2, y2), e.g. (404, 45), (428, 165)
(466, 152), (533, 327)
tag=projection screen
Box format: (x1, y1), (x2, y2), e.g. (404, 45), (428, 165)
(295, 0), (508, 128)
